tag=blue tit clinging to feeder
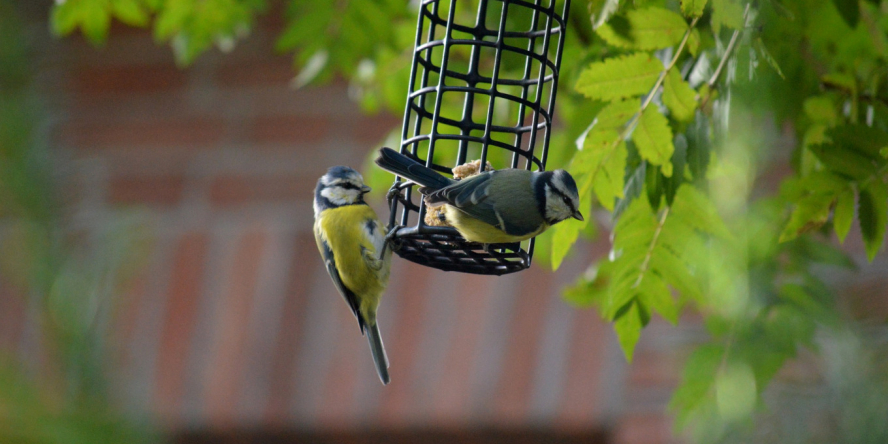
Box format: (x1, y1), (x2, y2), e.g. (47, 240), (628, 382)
(375, 147), (583, 244)
(313, 166), (391, 385)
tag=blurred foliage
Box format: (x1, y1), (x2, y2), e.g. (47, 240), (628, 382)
(44, 0), (888, 442)
(1, 2), (156, 443)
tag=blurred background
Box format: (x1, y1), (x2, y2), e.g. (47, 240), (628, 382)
(1, 1), (887, 444)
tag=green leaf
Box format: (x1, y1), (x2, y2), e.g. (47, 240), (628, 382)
(663, 68), (697, 122)
(614, 300), (644, 362)
(664, 134), (687, 205)
(80, 1), (112, 44)
(575, 53), (664, 101)
(803, 96), (838, 124)
(710, 0), (744, 34)
(594, 99), (640, 130)
(597, 7), (688, 50)
(633, 107), (675, 177)
(681, 0), (708, 17)
(834, 187), (855, 243)
(754, 37), (785, 79)
(638, 273), (679, 324)
(831, 0), (860, 29)
(881, 147), (888, 158)
(574, 129), (627, 211)
(112, 0), (149, 26)
(809, 143), (879, 179)
(827, 125), (888, 160)
(589, 0), (621, 30)
(821, 73), (856, 95)
(859, 180), (887, 262)
(715, 362), (757, 422)
(779, 193), (836, 242)
(671, 185), (732, 239)
(51, 3), (82, 35)
(687, 28), (701, 56)
(669, 344), (723, 426)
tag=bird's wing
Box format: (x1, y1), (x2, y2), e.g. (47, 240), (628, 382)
(315, 225), (365, 329)
(360, 217), (388, 271)
(424, 173), (504, 229)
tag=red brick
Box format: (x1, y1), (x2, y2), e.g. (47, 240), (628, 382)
(246, 115), (330, 145)
(73, 64), (189, 96)
(209, 174), (316, 206)
(351, 114), (401, 143)
(613, 413), (677, 444)
(154, 233), (209, 422)
(108, 175), (186, 206)
(431, 273), (494, 424)
(263, 234), (323, 426)
(206, 229), (267, 428)
(557, 309), (608, 429)
(627, 350), (682, 387)
(493, 267), (554, 424)
(216, 58), (295, 88)
(378, 261), (435, 426)
(58, 118), (228, 150)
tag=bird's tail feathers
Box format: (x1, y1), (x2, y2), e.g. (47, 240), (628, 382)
(375, 147), (452, 191)
(366, 323), (390, 385)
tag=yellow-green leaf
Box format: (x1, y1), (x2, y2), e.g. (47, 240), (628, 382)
(663, 68), (697, 122)
(859, 181), (887, 262)
(614, 301), (644, 362)
(716, 362), (757, 422)
(687, 28), (701, 56)
(803, 96), (837, 125)
(834, 187), (854, 243)
(638, 273), (679, 324)
(633, 107), (675, 177)
(574, 128), (627, 211)
(711, 0), (744, 34)
(595, 99), (641, 131)
(779, 193), (836, 243)
(112, 0), (149, 27)
(575, 53), (664, 101)
(597, 7), (689, 50)
(681, 0), (708, 17)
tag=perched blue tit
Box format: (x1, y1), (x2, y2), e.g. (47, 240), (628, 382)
(313, 166), (391, 385)
(375, 147), (583, 244)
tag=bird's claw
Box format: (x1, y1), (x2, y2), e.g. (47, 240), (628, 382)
(383, 226), (403, 255)
(386, 187), (402, 208)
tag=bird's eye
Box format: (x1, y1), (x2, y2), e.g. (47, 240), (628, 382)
(562, 196), (570, 205)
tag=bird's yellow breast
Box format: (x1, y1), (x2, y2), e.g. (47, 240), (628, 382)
(315, 205), (389, 320)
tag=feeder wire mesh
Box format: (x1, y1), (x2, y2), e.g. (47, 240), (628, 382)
(386, 0), (571, 275)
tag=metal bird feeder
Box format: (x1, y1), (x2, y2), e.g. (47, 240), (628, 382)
(386, 0), (571, 275)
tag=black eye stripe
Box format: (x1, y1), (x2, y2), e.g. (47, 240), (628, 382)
(551, 188), (576, 212)
(334, 182), (361, 190)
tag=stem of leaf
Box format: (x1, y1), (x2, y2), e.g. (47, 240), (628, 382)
(588, 17), (701, 191)
(700, 3), (752, 109)
(633, 205), (670, 288)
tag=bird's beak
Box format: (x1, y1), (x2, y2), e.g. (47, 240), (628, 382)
(361, 185), (372, 194)
(573, 212), (584, 221)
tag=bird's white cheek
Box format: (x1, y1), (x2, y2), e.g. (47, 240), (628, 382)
(321, 187), (359, 205)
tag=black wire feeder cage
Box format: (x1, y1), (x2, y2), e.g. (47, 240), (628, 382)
(386, 0), (571, 275)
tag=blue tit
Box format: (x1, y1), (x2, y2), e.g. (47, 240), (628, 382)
(375, 147), (584, 244)
(313, 166), (391, 385)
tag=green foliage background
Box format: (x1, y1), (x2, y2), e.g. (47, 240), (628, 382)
(15, 0), (888, 441)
